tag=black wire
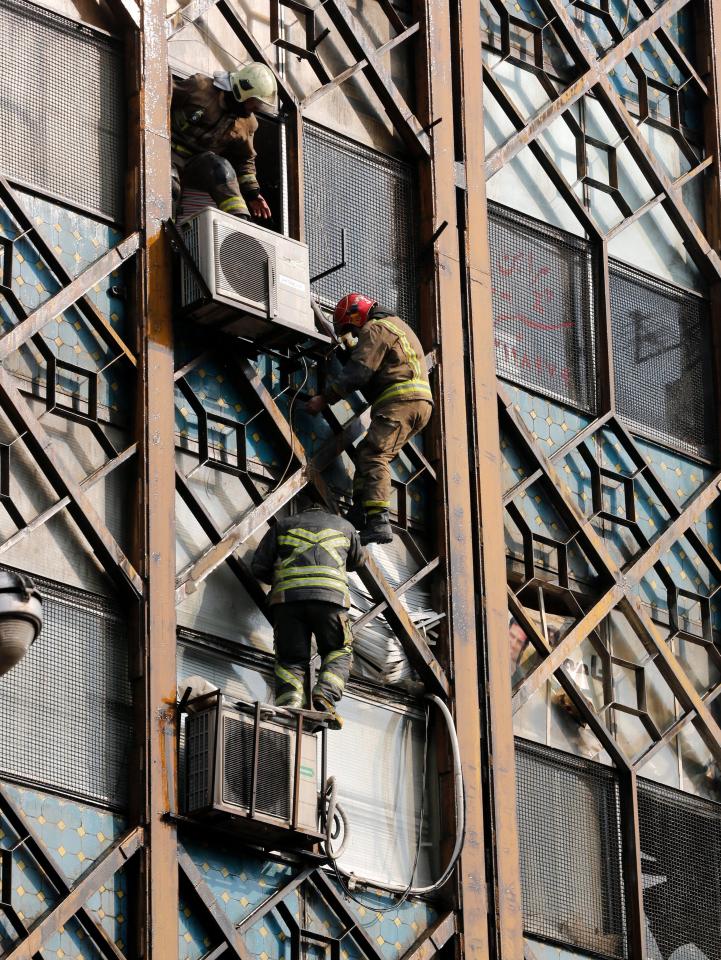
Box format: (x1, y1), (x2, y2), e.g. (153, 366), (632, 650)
(271, 356), (309, 493)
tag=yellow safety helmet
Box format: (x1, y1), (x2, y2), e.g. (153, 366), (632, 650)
(229, 63), (278, 115)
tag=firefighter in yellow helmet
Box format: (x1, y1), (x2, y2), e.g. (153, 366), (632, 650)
(305, 294), (434, 545)
(171, 62), (278, 220)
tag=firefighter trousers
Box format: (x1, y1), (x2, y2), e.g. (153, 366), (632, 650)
(272, 600), (353, 707)
(172, 150), (250, 218)
(354, 398), (433, 514)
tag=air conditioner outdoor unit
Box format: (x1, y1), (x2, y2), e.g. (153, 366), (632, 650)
(185, 694), (324, 848)
(179, 208), (329, 348)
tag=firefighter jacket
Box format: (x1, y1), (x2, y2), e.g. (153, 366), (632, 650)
(252, 506), (366, 608)
(171, 74), (261, 200)
(325, 314), (433, 412)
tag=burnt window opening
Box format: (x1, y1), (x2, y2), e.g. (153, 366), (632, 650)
(638, 777), (721, 960)
(609, 261), (715, 462)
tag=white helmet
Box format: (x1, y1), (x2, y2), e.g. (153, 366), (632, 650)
(229, 63), (278, 115)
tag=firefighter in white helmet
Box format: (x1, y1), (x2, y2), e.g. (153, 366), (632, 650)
(171, 62), (278, 220)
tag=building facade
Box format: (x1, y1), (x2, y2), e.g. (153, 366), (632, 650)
(0, 0), (718, 956)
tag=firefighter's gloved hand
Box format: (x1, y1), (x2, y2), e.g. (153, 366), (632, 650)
(249, 196), (272, 219)
(305, 394), (328, 415)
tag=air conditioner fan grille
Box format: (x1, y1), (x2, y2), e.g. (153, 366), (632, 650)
(223, 715), (291, 819)
(215, 229), (274, 308)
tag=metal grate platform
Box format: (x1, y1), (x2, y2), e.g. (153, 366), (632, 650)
(489, 203), (598, 413)
(515, 738), (627, 958)
(303, 122), (419, 326)
(609, 260), (715, 460)
(0, 0), (124, 221)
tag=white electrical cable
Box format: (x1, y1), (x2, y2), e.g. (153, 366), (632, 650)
(333, 693), (465, 898)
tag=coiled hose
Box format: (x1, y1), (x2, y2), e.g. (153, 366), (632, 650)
(319, 693), (465, 898)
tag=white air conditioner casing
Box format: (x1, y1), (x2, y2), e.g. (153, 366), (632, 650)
(179, 208), (327, 347)
(185, 695), (322, 847)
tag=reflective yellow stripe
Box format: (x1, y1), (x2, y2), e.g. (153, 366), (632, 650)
(371, 318), (422, 377)
(277, 529), (350, 569)
(172, 142), (194, 157)
(372, 378), (433, 410)
(219, 196), (248, 213)
(276, 565), (347, 582)
(272, 578), (349, 597)
(238, 174), (258, 183)
(276, 690), (304, 706)
(274, 665), (303, 690)
(362, 500), (389, 508)
(323, 648), (353, 666)
(319, 670), (345, 691)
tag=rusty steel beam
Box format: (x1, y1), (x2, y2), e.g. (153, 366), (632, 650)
(3, 828), (143, 960)
(511, 435), (721, 708)
(125, 0), (179, 951)
(460, 10), (526, 953)
(234, 356), (307, 466)
(618, 769), (648, 959)
(0, 442), (136, 559)
(106, 0), (141, 28)
(482, 67), (603, 240)
(0, 233), (139, 363)
(352, 556), (440, 632)
(175, 467), (306, 600)
(357, 554), (449, 695)
(301, 22), (421, 109)
(622, 595), (721, 763)
(0, 366), (143, 596)
(0, 785), (135, 960)
(166, 0), (220, 36)
(536, 0), (721, 281)
(175, 467), (269, 611)
(400, 912), (456, 960)
(320, 0), (430, 157)
(484, 0), (693, 178)
(179, 850), (254, 960)
(310, 872), (387, 960)
(0, 177), (138, 368)
(414, 0), (495, 954)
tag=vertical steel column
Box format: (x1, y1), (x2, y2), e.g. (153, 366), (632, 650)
(699, 0), (721, 446)
(455, 0), (524, 956)
(127, 0), (179, 953)
(414, 0), (491, 958)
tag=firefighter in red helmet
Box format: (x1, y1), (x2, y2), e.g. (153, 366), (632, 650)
(305, 293), (433, 545)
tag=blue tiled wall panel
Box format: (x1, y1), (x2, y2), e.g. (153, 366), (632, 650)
(0, 191), (129, 418)
(0, 781), (127, 957)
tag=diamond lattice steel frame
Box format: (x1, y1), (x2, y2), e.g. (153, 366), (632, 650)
(0, 0), (526, 955)
(483, 0), (721, 954)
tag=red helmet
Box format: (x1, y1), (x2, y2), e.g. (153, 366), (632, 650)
(333, 293), (377, 331)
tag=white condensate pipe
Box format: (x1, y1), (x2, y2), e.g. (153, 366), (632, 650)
(324, 693), (465, 898)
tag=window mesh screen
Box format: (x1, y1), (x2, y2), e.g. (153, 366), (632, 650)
(515, 739), (627, 958)
(609, 261), (714, 460)
(0, 568), (131, 807)
(303, 122), (419, 326)
(489, 203), (598, 413)
(0, 0), (124, 220)
(638, 777), (721, 960)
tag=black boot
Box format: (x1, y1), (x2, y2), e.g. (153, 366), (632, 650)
(312, 691), (343, 730)
(345, 502), (365, 530)
(360, 510), (393, 545)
